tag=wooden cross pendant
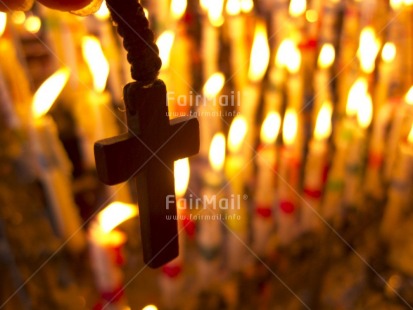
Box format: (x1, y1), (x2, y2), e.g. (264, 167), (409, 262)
(94, 80), (199, 268)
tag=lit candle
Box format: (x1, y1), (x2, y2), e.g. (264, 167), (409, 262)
(253, 111), (281, 254)
(357, 26), (381, 77)
(302, 102), (332, 233)
(32, 68), (86, 254)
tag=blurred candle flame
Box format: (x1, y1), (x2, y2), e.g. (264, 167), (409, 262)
(24, 15), (41, 34)
(11, 11), (25, 25)
(248, 20), (270, 82)
(285, 42), (301, 74)
(358, 27), (381, 74)
(82, 36), (110, 93)
(32, 68), (70, 119)
(283, 108), (298, 146)
(405, 86), (413, 105)
(357, 93), (373, 129)
(381, 42), (396, 63)
(0, 12), (6, 36)
(314, 102), (333, 140)
(408, 124), (413, 143)
(260, 111), (281, 145)
(318, 43), (335, 69)
(174, 158), (190, 197)
(226, 0), (241, 15)
(94, 1), (110, 20)
(240, 0), (254, 12)
(142, 305), (158, 310)
(275, 39), (294, 68)
(289, 0), (307, 17)
(207, 0), (225, 27)
(209, 133), (226, 172)
(390, 0), (403, 10)
(97, 201), (138, 233)
(305, 9), (318, 23)
(228, 115), (248, 153)
(156, 30), (175, 70)
(171, 0), (187, 20)
(346, 78), (368, 117)
(203, 72), (225, 99)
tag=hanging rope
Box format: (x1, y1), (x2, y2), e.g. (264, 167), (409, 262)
(105, 0), (162, 87)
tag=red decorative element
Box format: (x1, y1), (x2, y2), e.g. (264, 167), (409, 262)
(183, 216), (196, 239)
(110, 245), (125, 266)
(299, 38), (317, 50)
(304, 187), (322, 199)
(280, 201), (295, 214)
(368, 152), (383, 168)
(255, 205), (273, 218)
(99, 285), (124, 303)
(322, 163), (330, 184)
(162, 264), (182, 278)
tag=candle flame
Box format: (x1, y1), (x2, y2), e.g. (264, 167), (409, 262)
(289, 0), (307, 17)
(260, 111), (281, 145)
(381, 42), (396, 63)
(142, 306), (158, 310)
(404, 0), (413, 6)
(203, 72), (225, 99)
(0, 12), (6, 37)
(275, 39), (294, 68)
(209, 133), (226, 172)
(390, 0), (403, 9)
(32, 67), (70, 119)
(282, 108), (298, 146)
(82, 36), (110, 93)
(318, 43), (335, 69)
(357, 27), (381, 74)
(144, 8), (149, 19)
(228, 115), (248, 153)
(174, 158), (190, 197)
(156, 31), (175, 70)
(314, 102), (333, 140)
(305, 9), (318, 23)
(226, 0), (241, 15)
(405, 86), (413, 105)
(408, 124), (413, 143)
(24, 15), (41, 34)
(11, 11), (25, 26)
(240, 0), (254, 12)
(94, 1), (110, 20)
(207, 0), (225, 27)
(97, 201), (138, 233)
(346, 78), (368, 117)
(248, 20), (270, 82)
(171, 0), (187, 20)
(357, 93), (373, 129)
(285, 42), (301, 74)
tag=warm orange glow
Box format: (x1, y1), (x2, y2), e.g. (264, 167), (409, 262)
(408, 125), (413, 143)
(156, 30), (175, 70)
(390, 0), (403, 10)
(174, 158), (190, 197)
(248, 20), (270, 82)
(89, 224), (127, 246)
(289, 0), (307, 17)
(381, 42), (396, 63)
(314, 102), (333, 141)
(82, 36), (110, 93)
(32, 68), (70, 119)
(404, 0), (413, 6)
(305, 9), (318, 23)
(318, 43), (335, 69)
(144, 8), (149, 19)
(24, 15), (41, 34)
(228, 115), (248, 153)
(275, 39), (294, 68)
(357, 93), (373, 129)
(11, 11), (26, 25)
(240, 0), (254, 12)
(94, 1), (110, 20)
(357, 27), (381, 74)
(285, 42), (301, 74)
(260, 111), (281, 145)
(142, 305), (158, 310)
(404, 86), (413, 105)
(207, 0), (225, 27)
(203, 72), (225, 99)
(282, 108), (298, 146)
(226, 0), (241, 15)
(346, 78), (368, 117)
(97, 201), (138, 233)
(209, 133), (226, 171)
(0, 12), (7, 36)
(171, 0), (187, 20)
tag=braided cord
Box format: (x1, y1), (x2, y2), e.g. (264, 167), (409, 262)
(106, 0), (162, 86)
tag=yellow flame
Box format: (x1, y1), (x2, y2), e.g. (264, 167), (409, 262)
(82, 36), (110, 93)
(358, 27), (381, 74)
(142, 306), (158, 310)
(289, 0), (307, 17)
(203, 72), (225, 99)
(226, 0), (241, 15)
(32, 67), (70, 119)
(314, 102), (333, 141)
(240, 0), (254, 12)
(144, 8), (149, 19)
(405, 86), (413, 105)
(174, 158), (190, 197)
(11, 11), (25, 25)
(171, 0), (187, 20)
(285, 42), (301, 74)
(97, 201), (138, 233)
(282, 108), (298, 146)
(275, 39), (294, 68)
(0, 12), (6, 37)
(260, 111), (281, 145)
(357, 93), (373, 129)
(207, 0), (225, 27)
(24, 15), (41, 34)
(228, 115), (248, 153)
(408, 124), (413, 143)
(156, 31), (175, 70)
(390, 0), (403, 9)
(346, 78), (368, 117)
(404, 0), (413, 6)
(248, 20), (270, 82)
(94, 1), (110, 20)
(381, 42), (396, 63)
(305, 9), (318, 23)
(209, 133), (226, 172)
(318, 43), (335, 69)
